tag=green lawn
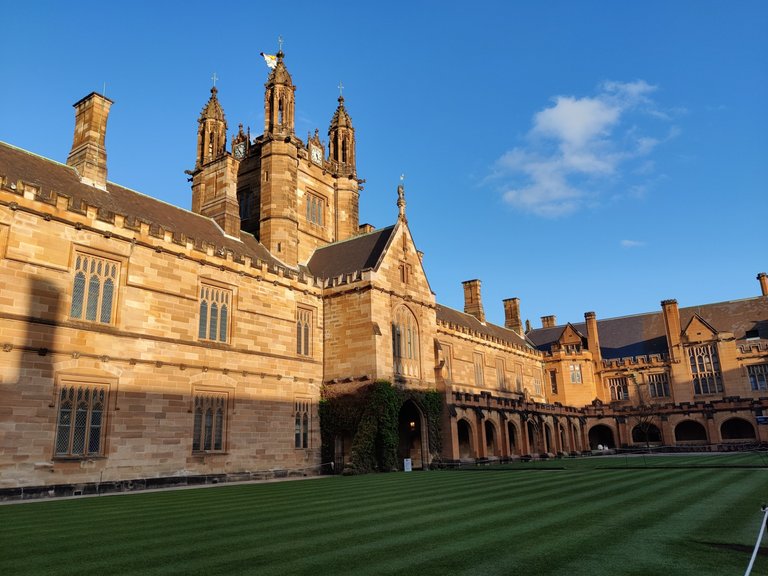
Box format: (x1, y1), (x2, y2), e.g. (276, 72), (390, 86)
(2, 457), (767, 575)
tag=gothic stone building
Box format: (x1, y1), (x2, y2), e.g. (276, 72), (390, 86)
(1, 51), (767, 495)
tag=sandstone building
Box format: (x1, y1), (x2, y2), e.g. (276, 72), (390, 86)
(1, 51), (767, 496)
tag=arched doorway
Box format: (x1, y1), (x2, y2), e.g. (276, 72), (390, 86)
(721, 418), (756, 440)
(588, 424), (615, 449)
(674, 420), (708, 443)
(507, 422), (518, 455)
(398, 400), (424, 469)
(632, 424), (662, 445)
(485, 421), (497, 457)
(457, 419), (474, 460)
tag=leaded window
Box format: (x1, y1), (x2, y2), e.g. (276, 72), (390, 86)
(748, 364), (768, 391)
(689, 344), (723, 395)
(192, 393), (227, 452)
(297, 309), (312, 356)
(648, 373), (670, 398)
(569, 363), (582, 383)
(294, 399), (310, 449)
(199, 285), (231, 343)
(70, 253), (119, 324)
(55, 385), (107, 457)
(608, 377), (629, 401)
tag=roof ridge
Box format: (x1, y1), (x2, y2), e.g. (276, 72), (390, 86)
(315, 223), (396, 250)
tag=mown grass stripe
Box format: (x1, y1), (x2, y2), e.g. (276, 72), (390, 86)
(1, 464), (766, 576)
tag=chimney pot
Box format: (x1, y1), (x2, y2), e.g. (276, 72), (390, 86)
(66, 92), (113, 190)
(758, 272), (768, 297)
(503, 297), (522, 335)
(462, 279), (485, 323)
(541, 315), (557, 328)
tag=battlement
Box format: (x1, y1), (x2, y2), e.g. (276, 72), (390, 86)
(0, 173), (324, 292)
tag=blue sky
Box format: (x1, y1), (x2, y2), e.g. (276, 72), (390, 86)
(3, 1), (766, 329)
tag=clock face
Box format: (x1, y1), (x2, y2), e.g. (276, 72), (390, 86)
(233, 142), (246, 160)
(310, 146), (322, 165)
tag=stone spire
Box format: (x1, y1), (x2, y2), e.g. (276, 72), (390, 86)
(196, 86), (227, 167)
(328, 92), (356, 176)
(264, 50), (295, 136)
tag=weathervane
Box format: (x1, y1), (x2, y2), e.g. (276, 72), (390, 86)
(338, 81), (344, 97)
(211, 72), (218, 87)
(278, 35), (284, 52)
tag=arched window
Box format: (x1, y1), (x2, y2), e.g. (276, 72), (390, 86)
(392, 306), (420, 378)
(70, 254), (119, 324)
(199, 285), (231, 343)
(689, 345), (723, 394)
(193, 393), (227, 453)
(55, 385), (107, 457)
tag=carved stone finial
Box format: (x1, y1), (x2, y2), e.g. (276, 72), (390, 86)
(397, 175), (406, 222)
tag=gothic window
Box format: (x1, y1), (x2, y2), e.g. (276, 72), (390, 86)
(297, 308), (312, 356)
(55, 384), (107, 458)
(748, 364), (768, 391)
(70, 253), (119, 325)
(442, 343), (453, 382)
(294, 399), (310, 449)
(198, 285), (231, 343)
(473, 353), (484, 387)
(305, 192), (325, 227)
(550, 371), (558, 394)
(648, 373), (670, 398)
(496, 358), (506, 390)
(342, 139), (347, 163)
(689, 344), (723, 395)
(192, 393), (227, 452)
(515, 363), (524, 392)
(392, 306), (420, 378)
(278, 99), (283, 125)
(608, 377), (629, 401)
(565, 344), (581, 354)
(569, 363), (582, 383)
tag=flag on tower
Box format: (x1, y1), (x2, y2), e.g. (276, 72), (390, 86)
(260, 52), (277, 69)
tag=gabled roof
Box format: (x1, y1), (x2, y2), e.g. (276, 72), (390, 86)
(306, 225), (396, 279)
(526, 296), (768, 359)
(436, 304), (532, 349)
(0, 142), (279, 267)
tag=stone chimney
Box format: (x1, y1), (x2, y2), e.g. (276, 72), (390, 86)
(503, 297), (523, 335)
(462, 279), (485, 323)
(758, 272), (768, 296)
(541, 315), (557, 328)
(66, 92), (113, 190)
(584, 311), (602, 363)
(661, 299), (682, 362)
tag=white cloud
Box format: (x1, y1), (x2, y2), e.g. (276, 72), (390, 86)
(620, 239), (646, 248)
(493, 80), (671, 217)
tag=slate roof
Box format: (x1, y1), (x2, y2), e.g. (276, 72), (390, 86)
(306, 225), (395, 279)
(526, 296), (768, 359)
(0, 142), (280, 267)
(436, 304), (533, 349)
